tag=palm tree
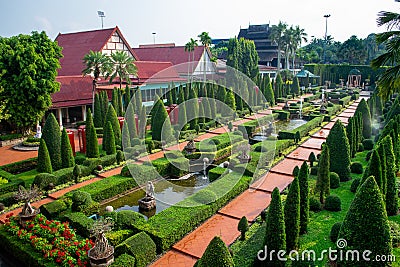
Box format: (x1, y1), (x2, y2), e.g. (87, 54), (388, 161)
(291, 26), (308, 72)
(371, 10), (400, 99)
(82, 50), (112, 113)
(198, 32), (212, 84)
(283, 26), (295, 71)
(185, 39), (196, 81)
(270, 21), (288, 72)
(108, 51), (137, 90)
(188, 38), (198, 82)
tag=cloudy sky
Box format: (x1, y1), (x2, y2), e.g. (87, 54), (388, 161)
(0, 0), (398, 47)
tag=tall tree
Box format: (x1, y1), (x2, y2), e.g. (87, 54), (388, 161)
(362, 149), (383, 193)
(326, 120), (351, 181)
(338, 176), (392, 267)
(264, 187), (286, 267)
(0, 31), (62, 133)
(298, 161), (309, 235)
(151, 96), (173, 142)
(139, 105), (147, 139)
(82, 50), (111, 114)
(42, 113), (62, 171)
(316, 144), (330, 204)
(184, 38), (198, 81)
(61, 128), (75, 168)
(270, 21), (288, 71)
(125, 104), (138, 140)
(284, 176), (300, 251)
(265, 75), (275, 106)
(107, 51), (137, 90)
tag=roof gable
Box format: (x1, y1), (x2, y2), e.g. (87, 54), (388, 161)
(56, 26), (137, 76)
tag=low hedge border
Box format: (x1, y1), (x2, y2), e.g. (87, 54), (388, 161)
(72, 175), (137, 202)
(115, 232), (157, 267)
(140, 172), (253, 252)
(62, 212), (94, 238)
(278, 116), (323, 140)
(208, 167), (228, 182)
(0, 157), (38, 175)
(339, 95), (351, 107)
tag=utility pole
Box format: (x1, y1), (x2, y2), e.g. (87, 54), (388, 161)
(98, 11), (105, 29)
(323, 14), (331, 64)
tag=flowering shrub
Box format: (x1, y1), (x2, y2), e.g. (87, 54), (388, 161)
(4, 214), (93, 267)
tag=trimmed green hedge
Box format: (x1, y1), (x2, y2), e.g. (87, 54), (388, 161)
(0, 133), (23, 141)
(115, 232), (157, 267)
(278, 116), (323, 140)
(0, 229), (56, 267)
(106, 230), (134, 247)
(141, 172), (252, 252)
(0, 192), (18, 207)
(112, 253), (136, 267)
(0, 179), (25, 195)
(62, 212), (94, 238)
(76, 175), (137, 202)
(41, 199), (68, 219)
(339, 96), (351, 107)
(0, 169), (15, 180)
(0, 157), (38, 174)
(208, 167), (227, 182)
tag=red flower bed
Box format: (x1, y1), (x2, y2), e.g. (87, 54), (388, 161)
(5, 214), (94, 267)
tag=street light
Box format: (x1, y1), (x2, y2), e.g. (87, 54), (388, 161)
(152, 32), (156, 44)
(97, 11), (105, 29)
(323, 14), (331, 64)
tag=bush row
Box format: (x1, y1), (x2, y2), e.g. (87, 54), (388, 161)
(139, 172), (253, 252)
(0, 157), (38, 174)
(73, 175), (137, 202)
(278, 116), (324, 140)
(61, 212), (94, 238)
(115, 232), (157, 267)
(339, 96), (352, 107)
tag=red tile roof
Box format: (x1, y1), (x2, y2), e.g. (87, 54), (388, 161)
(52, 76), (93, 108)
(55, 26), (138, 76)
(133, 45), (207, 74)
(134, 61), (185, 83)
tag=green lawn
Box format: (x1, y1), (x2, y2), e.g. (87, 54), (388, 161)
(14, 169), (39, 186)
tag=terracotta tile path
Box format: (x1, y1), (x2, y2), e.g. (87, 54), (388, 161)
(0, 94), (360, 266)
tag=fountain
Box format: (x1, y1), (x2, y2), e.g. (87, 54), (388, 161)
(299, 97), (303, 120)
(261, 126), (266, 137)
(203, 157), (209, 179)
(237, 144), (251, 164)
(138, 181), (156, 211)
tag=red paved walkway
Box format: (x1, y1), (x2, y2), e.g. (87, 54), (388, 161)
(0, 146), (37, 166)
(48, 177), (103, 199)
(271, 158), (305, 175)
(286, 147), (321, 161)
(152, 250), (197, 267)
(301, 137), (326, 150)
(251, 172), (294, 193)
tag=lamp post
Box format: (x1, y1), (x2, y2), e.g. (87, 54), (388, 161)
(323, 14), (331, 64)
(97, 11), (105, 29)
(152, 32), (156, 45)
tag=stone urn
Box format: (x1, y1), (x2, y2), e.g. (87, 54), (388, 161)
(88, 246), (114, 267)
(184, 139), (196, 154)
(138, 196), (156, 211)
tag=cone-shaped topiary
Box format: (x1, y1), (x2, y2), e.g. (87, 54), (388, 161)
(362, 149), (383, 193)
(103, 121), (116, 155)
(188, 87), (199, 130)
(151, 95), (173, 142)
(101, 91), (109, 125)
(197, 236), (234, 267)
(238, 216), (249, 240)
(308, 152), (316, 167)
(265, 75), (275, 106)
(377, 143), (387, 196)
(125, 104), (138, 140)
(292, 165), (300, 177)
(355, 98), (372, 139)
(346, 117), (356, 158)
(139, 105), (147, 138)
(122, 123), (131, 149)
(42, 113), (61, 170)
(298, 161), (309, 235)
(265, 187), (286, 267)
(326, 120), (351, 181)
(37, 138), (52, 173)
(85, 109), (99, 158)
(93, 93), (103, 128)
(291, 76), (300, 96)
(316, 144), (330, 204)
(61, 128), (75, 168)
(284, 176), (300, 251)
(104, 104), (121, 145)
(73, 164), (82, 183)
(199, 100), (205, 125)
(178, 100), (188, 131)
(338, 176), (392, 266)
(382, 136), (399, 216)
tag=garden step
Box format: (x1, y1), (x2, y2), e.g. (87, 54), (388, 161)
(270, 158), (305, 176)
(300, 137), (325, 150)
(150, 249), (198, 267)
(286, 147), (321, 162)
(250, 172), (293, 193)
